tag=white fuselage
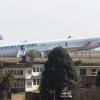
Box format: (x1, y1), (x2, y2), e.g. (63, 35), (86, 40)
(0, 37), (100, 57)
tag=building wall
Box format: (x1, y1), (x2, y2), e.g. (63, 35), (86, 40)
(77, 66), (100, 88)
(25, 64), (44, 92)
(1, 62), (100, 92)
(0, 63), (44, 92)
(77, 66), (100, 76)
(0, 67), (25, 92)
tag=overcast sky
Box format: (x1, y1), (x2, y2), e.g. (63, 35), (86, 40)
(0, 0), (100, 42)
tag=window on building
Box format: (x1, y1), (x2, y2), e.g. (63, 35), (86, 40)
(27, 70), (32, 74)
(20, 70), (23, 75)
(92, 69), (96, 75)
(20, 83), (23, 87)
(17, 83), (20, 87)
(14, 82), (19, 88)
(37, 67), (39, 72)
(18, 78), (24, 82)
(37, 79), (40, 85)
(40, 68), (43, 72)
(18, 70), (23, 75)
(18, 82), (23, 87)
(14, 83), (17, 87)
(80, 69), (86, 75)
(33, 79), (36, 85)
(33, 67), (36, 72)
(27, 82), (32, 88)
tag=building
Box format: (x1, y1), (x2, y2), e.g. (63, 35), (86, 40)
(0, 61), (100, 92)
(77, 66), (100, 88)
(0, 59), (45, 92)
(0, 51), (100, 92)
(25, 61), (44, 92)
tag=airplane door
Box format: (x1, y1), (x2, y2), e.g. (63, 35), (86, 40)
(17, 45), (26, 57)
(20, 45), (25, 50)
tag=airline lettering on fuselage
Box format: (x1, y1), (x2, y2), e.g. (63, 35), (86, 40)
(84, 41), (91, 48)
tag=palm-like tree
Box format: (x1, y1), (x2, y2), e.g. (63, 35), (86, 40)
(0, 71), (14, 99)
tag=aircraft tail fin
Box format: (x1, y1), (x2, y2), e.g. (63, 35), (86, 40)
(67, 35), (71, 39)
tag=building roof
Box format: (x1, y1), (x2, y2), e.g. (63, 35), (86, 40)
(0, 59), (45, 68)
(77, 66), (100, 68)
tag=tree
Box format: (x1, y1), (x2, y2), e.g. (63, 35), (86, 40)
(0, 71), (14, 99)
(96, 71), (100, 89)
(27, 49), (38, 61)
(40, 46), (78, 100)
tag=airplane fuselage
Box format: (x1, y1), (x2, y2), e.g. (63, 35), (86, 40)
(0, 37), (100, 57)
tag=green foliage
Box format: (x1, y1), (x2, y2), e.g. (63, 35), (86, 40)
(96, 71), (100, 89)
(40, 46), (78, 99)
(0, 71), (14, 87)
(0, 71), (13, 99)
(27, 49), (38, 61)
(74, 60), (82, 66)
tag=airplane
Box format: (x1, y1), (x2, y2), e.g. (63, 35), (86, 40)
(0, 37), (100, 57)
